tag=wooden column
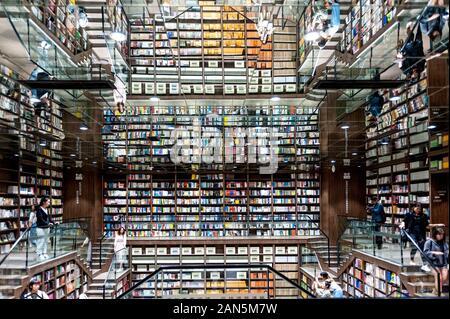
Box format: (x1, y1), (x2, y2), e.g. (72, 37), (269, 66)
(319, 92), (367, 243)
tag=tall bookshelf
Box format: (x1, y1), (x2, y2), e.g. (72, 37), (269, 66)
(340, 0), (397, 54)
(102, 102), (320, 238)
(129, 3), (298, 96)
(0, 64), (64, 253)
(365, 69), (430, 225)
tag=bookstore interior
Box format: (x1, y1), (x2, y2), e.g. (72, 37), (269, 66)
(0, 0), (448, 301)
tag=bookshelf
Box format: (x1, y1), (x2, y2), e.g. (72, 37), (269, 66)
(102, 102), (320, 238)
(365, 69), (430, 225)
(27, 0), (90, 55)
(341, 257), (405, 298)
(0, 64), (64, 253)
(129, 241), (311, 298)
(30, 259), (89, 299)
(340, 0), (397, 55)
(129, 4), (298, 96)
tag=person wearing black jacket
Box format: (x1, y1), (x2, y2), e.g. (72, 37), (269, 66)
(424, 227), (449, 294)
(401, 205), (429, 266)
(35, 197), (54, 261)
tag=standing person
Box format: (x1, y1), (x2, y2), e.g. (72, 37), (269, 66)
(368, 197), (386, 250)
(114, 226), (127, 270)
(401, 204), (429, 269)
(23, 278), (49, 299)
(424, 227), (449, 295)
(35, 197), (54, 261)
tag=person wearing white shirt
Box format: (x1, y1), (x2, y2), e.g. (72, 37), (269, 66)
(23, 279), (49, 299)
(114, 226), (127, 270)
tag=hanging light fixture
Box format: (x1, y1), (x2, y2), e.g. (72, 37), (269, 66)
(80, 122), (89, 131)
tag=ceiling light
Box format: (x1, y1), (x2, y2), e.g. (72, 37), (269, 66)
(150, 96), (160, 102)
(110, 31), (126, 42)
(271, 96), (280, 102)
(108, 166), (112, 169)
(341, 124), (350, 129)
(80, 123), (89, 131)
(92, 161), (97, 164)
(381, 140), (389, 145)
(70, 154), (76, 157)
(428, 124), (437, 130)
(14, 153), (19, 157)
(352, 152), (357, 156)
(330, 160), (336, 164)
(39, 140), (47, 147)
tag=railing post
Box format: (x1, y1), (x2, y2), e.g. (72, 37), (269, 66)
(100, 238), (103, 267)
(437, 273), (441, 297)
(266, 269), (270, 299)
(400, 229), (404, 265)
(53, 224), (57, 258)
(25, 233), (29, 268)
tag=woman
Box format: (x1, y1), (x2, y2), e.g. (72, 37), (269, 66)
(424, 227), (449, 295)
(35, 197), (54, 261)
(23, 278), (49, 299)
(114, 226), (127, 270)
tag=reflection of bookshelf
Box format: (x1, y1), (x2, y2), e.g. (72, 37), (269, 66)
(27, 0), (90, 55)
(365, 70), (430, 225)
(341, 257), (405, 298)
(129, 241), (308, 298)
(102, 103), (320, 238)
(129, 4), (297, 96)
(0, 64), (64, 253)
(340, 0), (396, 54)
(30, 259), (89, 299)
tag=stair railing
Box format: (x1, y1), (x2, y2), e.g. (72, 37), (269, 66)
(303, 215), (331, 266)
(118, 264), (316, 299)
(401, 229), (442, 297)
(102, 246), (129, 299)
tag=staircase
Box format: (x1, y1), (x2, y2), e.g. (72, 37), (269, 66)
(306, 237), (345, 274)
(400, 266), (449, 298)
(90, 238), (115, 273)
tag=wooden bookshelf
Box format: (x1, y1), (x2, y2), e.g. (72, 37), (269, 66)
(128, 241), (312, 298)
(365, 69), (430, 225)
(129, 4), (298, 96)
(29, 258), (89, 299)
(27, 0), (90, 56)
(102, 102), (320, 238)
(0, 64), (64, 253)
(341, 256), (405, 298)
(340, 0), (397, 55)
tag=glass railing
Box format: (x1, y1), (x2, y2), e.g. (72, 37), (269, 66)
(0, 218), (91, 272)
(102, 247), (130, 299)
(336, 216), (448, 297)
(118, 264), (315, 299)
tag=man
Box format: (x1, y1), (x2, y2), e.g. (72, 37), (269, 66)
(35, 197), (54, 261)
(401, 204), (429, 270)
(368, 197), (386, 249)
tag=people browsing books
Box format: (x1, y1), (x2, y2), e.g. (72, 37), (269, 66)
(419, 0), (449, 52)
(23, 278), (49, 299)
(35, 197), (54, 261)
(368, 197), (386, 250)
(114, 226), (127, 270)
(424, 227), (449, 295)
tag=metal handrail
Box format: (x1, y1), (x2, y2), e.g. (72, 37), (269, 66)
(102, 246), (129, 299)
(303, 214), (331, 266)
(386, 288), (410, 298)
(0, 227), (31, 266)
(0, 218), (91, 268)
(117, 263), (316, 299)
(401, 229), (441, 297)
